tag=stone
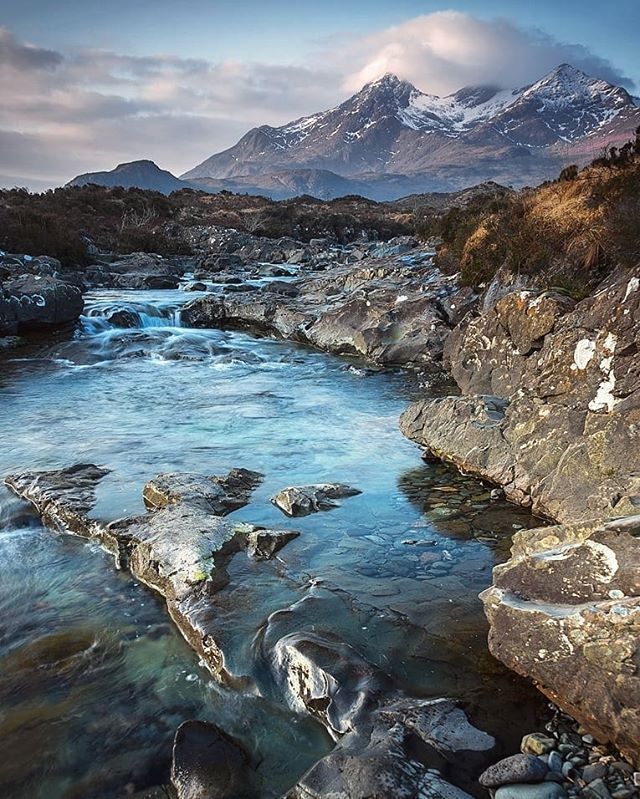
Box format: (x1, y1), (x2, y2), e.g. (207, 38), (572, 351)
(480, 754), (549, 787)
(481, 519), (640, 767)
(582, 764), (607, 783)
(548, 751), (563, 773)
(494, 783), (567, 799)
(582, 779), (612, 799)
(521, 734), (557, 756)
(170, 720), (251, 799)
(0, 274), (84, 334)
(6, 466), (299, 679)
(4, 464), (110, 537)
(400, 270), (640, 524)
(287, 698), (494, 799)
(271, 483), (361, 517)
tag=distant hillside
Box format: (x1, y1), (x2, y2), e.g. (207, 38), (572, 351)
(68, 160), (190, 194)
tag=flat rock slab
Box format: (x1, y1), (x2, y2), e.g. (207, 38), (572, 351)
(272, 484), (361, 517)
(5, 464), (298, 678)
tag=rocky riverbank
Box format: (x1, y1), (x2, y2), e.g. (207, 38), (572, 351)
(400, 267), (640, 776)
(3, 224), (639, 794)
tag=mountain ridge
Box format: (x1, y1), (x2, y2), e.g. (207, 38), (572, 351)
(69, 64), (640, 200)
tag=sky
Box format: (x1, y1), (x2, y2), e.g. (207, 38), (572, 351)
(1, 0), (639, 188)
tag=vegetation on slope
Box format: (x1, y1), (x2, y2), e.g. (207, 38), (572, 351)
(419, 128), (640, 295)
(0, 186), (413, 265)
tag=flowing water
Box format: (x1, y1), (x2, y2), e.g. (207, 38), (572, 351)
(0, 288), (547, 798)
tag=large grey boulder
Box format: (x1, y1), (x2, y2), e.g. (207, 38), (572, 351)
(480, 517), (640, 767)
(0, 274), (84, 334)
(401, 270), (640, 523)
(287, 698), (495, 799)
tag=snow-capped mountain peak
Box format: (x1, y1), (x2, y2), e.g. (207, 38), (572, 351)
(180, 64), (640, 193)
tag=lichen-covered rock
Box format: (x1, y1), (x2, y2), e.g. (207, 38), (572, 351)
(480, 517), (640, 766)
(401, 269), (640, 523)
(271, 483), (361, 517)
(0, 274), (84, 334)
(170, 720), (252, 799)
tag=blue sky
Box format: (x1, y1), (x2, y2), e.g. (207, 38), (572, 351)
(1, 1), (638, 187)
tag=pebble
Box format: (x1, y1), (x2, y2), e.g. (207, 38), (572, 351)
(495, 783), (567, 799)
(581, 778), (612, 799)
(480, 755), (549, 788)
(548, 752), (563, 773)
(523, 733), (557, 756)
(582, 764), (607, 784)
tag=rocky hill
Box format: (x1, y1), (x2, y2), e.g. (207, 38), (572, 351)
(182, 65), (640, 198)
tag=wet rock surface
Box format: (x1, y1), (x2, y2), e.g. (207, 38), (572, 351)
(5, 464), (299, 678)
(287, 697), (495, 799)
(272, 484), (362, 517)
(170, 719), (253, 799)
(182, 255), (476, 368)
(0, 274), (84, 335)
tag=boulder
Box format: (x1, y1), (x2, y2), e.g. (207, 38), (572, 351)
(480, 754), (549, 788)
(401, 270), (640, 523)
(0, 274), (84, 334)
(287, 698), (495, 799)
(171, 720), (251, 799)
(480, 517), (640, 767)
(271, 483), (361, 517)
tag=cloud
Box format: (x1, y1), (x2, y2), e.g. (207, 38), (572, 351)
(0, 14), (634, 189)
(0, 26), (62, 71)
(338, 12), (634, 94)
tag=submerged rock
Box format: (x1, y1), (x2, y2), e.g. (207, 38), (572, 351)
(272, 483), (361, 517)
(171, 720), (252, 799)
(480, 517), (640, 767)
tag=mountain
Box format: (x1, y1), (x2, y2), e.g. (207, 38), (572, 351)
(182, 65), (640, 197)
(68, 160), (190, 194)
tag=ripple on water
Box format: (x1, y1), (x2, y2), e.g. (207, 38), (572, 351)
(0, 289), (548, 797)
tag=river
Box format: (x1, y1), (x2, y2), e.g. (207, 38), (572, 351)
(0, 288), (546, 798)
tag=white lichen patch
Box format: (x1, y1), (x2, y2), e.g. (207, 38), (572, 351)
(573, 338), (596, 370)
(623, 276), (639, 302)
(588, 333), (619, 413)
(583, 540), (619, 582)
